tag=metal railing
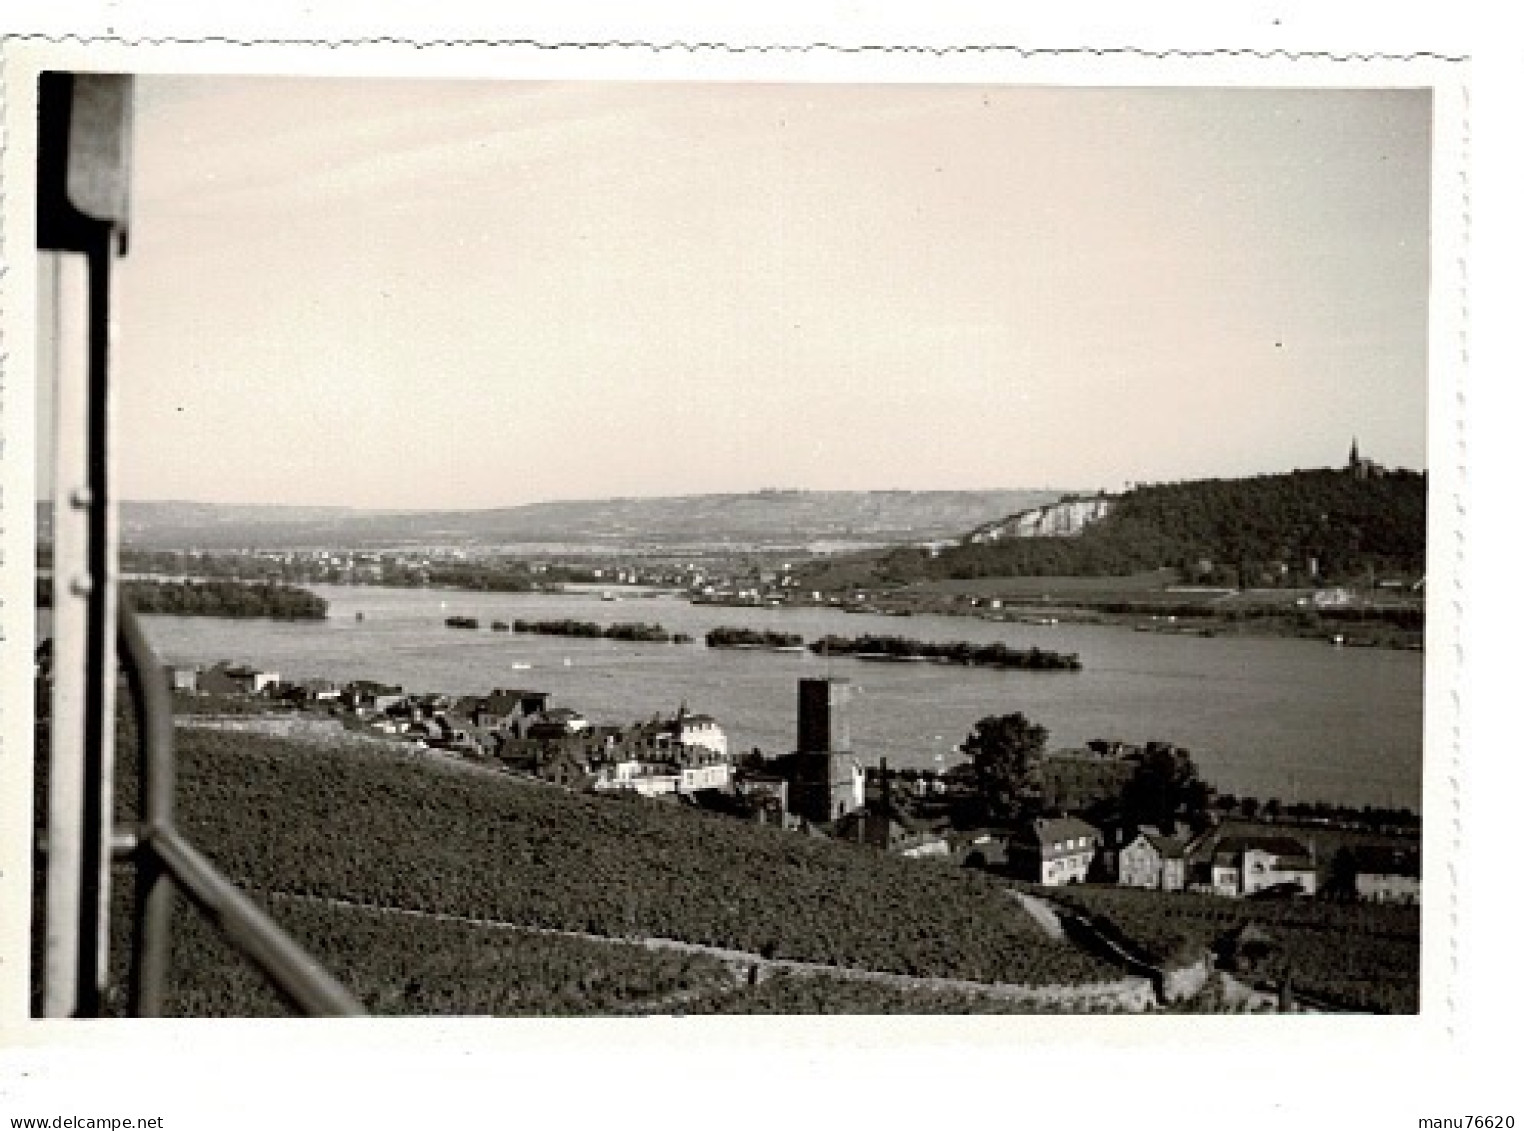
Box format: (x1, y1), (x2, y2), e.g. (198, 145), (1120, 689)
(112, 603), (367, 1017)
(35, 71), (363, 1017)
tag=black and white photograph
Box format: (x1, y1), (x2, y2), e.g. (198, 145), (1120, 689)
(0, 10), (1506, 1127)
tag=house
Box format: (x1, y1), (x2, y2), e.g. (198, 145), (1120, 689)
(950, 832), (1008, 870)
(408, 692), (455, 718)
(527, 707), (589, 740)
(1007, 816), (1102, 886)
(678, 759), (732, 792)
(1201, 835), (1318, 897)
(433, 714), (488, 755)
(849, 808), (951, 858)
(595, 758), (682, 798)
(735, 773), (789, 816)
(406, 717), (450, 744)
(1118, 829), (1189, 891)
(459, 688), (550, 734)
(541, 746), (596, 790)
(198, 662), (280, 696)
(1339, 844), (1421, 904)
(594, 739), (733, 798)
(279, 678), (341, 706)
(661, 709), (728, 759)
(162, 664), (200, 693)
(343, 680), (407, 714)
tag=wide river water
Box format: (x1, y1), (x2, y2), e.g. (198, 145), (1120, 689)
(137, 583), (1424, 811)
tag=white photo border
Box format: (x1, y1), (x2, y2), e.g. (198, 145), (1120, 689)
(0, 19), (1483, 1127)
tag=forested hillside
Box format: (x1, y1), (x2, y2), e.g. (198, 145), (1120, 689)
(876, 468), (1426, 585)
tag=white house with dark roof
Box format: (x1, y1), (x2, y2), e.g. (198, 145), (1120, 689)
(1204, 834), (1318, 897)
(660, 707), (728, 759)
(1008, 816), (1102, 886)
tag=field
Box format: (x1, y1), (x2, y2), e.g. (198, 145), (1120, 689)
(109, 726), (1123, 1014)
(1034, 883), (1420, 1014)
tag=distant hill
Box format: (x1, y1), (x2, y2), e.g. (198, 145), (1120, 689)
(37, 490), (1066, 551)
(865, 466), (1427, 586)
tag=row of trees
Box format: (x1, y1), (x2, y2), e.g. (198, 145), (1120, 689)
(960, 712), (1207, 832)
(704, 627), (805, 649)
(810, 634), (1082, 670)
(511, 619), (673, 641)
(122, 579), (328, 620)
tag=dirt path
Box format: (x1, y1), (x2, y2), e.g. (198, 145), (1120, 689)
(1011, 890), (1067, 940)
(263, 889), (1155, 1011)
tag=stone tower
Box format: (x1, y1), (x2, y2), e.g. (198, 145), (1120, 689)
(792, 677), (864, 823)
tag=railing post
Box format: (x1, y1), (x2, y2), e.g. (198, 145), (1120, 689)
(37, 69), (133, 1020)
(121, 608), (175, 1016)
(41, 248), (90, 1017)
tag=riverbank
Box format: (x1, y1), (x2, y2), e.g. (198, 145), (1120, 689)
(695, 584), (1424, 651)
(130, 581), (1424, 811)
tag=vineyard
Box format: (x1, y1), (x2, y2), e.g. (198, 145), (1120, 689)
(164, 728), (1119, 1001)
(114, 896), (741, 1017)
(1033, 883), (1420, 1013)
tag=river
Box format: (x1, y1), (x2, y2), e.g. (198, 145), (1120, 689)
(136, 583), (1424, 811)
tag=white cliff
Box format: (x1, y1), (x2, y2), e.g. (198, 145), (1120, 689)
(969, 496), (1110, 543)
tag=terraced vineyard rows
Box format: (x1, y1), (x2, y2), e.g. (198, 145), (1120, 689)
(1033, 884), (1419, 1013)
(170, 728), (1118, 995)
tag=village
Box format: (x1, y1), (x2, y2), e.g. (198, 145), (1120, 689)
(163, 659), (1421, 908)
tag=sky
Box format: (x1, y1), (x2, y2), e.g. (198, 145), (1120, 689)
(51, 78), (1432, 509)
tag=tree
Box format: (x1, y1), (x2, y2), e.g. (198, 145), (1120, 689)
(960, 712), (1048, 823)
(1119, 741), (1206, 834)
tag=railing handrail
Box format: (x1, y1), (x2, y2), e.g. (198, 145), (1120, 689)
(146, 825), (366, 1017)
(117, 604), (366, 1017)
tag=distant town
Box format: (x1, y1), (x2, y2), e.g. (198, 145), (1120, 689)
(100, 654), (1418, 911)
(88, 446), (1425, 652)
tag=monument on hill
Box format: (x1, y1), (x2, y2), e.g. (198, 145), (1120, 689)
(792, 677), (865, 823)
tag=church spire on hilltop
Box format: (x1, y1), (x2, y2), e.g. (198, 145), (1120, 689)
(1347, 437), (1382, 480)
